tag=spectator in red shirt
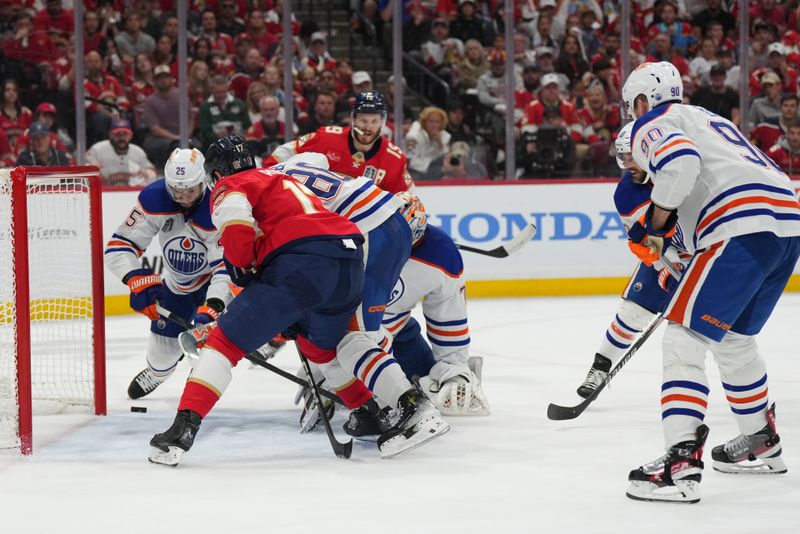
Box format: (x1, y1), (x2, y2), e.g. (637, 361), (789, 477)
(245, 95), (292, 157)
(231, 48), (265, 101)
(750, 0), (786, 36)
(0, 79), (33, 149)
(34, 0), (73, 50)
(197, 9), (235, 55)
(645, 33), (690, 77)
(83, 9), (111, 56)
(14, 102), (68, 157)
(516, 64), (542, 111)
(767, 123), (800, 175)
(83, 50), (129, 145)
(3, 12), (58, 66)
(751, 94), (799, 150)
(129, 53), (157, 119)
(303, 32), (337, 73)
(0, 128), (13, 168)
(521, 73), (582, 144)
(247, 9), (279, 59)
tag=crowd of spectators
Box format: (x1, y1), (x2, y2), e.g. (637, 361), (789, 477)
(2, 0), (800, 182)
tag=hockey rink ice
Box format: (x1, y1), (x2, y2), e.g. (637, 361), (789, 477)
(1, 294), (799, 533)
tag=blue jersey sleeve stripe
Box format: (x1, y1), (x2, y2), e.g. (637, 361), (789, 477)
(653, 148), (701, 171)
(697, 209), (800, 242)
(424, 316), (468, 327)
(104, 247), (138, 256)
(349, 193), (394, 224)
(695, 183), (798, 228)
(111, 232), (143, 251)
(334, 181), (374, 214)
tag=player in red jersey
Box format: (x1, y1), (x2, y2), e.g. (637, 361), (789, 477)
(263, 91), (414, 194)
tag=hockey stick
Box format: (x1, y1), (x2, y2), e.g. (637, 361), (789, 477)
(153, 303), (345, 406)
(547, 314), (666, 420)
(295, 346), (353, 459)
(454, 223), (537, 258)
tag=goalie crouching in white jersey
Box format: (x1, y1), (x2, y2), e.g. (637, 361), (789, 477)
(104, 148), (233, 399)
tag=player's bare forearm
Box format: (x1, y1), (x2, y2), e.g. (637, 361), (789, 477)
(649, 205), (673, 231)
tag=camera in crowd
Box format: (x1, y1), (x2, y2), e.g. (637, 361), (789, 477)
(518, 107), (576, 178)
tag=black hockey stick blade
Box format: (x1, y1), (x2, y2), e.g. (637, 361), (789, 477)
(455, 223), (536, 258)
(546, 316), (665, 421)
(297, 351), (353, 459)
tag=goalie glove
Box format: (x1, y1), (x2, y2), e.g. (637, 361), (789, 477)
(125, 268), (163, 320)
(419, 368), (490, 416)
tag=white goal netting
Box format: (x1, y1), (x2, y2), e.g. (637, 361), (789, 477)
(0, 168), (103, 451)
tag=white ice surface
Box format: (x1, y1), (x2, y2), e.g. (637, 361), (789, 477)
(1, 295), (799, 533)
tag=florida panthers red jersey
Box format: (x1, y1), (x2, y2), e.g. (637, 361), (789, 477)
(210, 168), (362, 268)
(264, 125), (414, 194)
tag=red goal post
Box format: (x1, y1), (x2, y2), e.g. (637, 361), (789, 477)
(0, 166), (106, 454)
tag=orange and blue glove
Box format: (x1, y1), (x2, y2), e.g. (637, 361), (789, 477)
(195, 298), (224, 325)
(125, 268), (163, 320)
(627, 204), (678, 266)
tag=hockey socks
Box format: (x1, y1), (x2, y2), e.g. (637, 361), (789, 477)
(178, 348), (234, 418)
(596, 300), (653, 365)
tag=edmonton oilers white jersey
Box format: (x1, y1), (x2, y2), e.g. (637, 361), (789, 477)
(104, 180), (231, 299)
(269, 160), (404, 234)
(631, 104), (800, 253)
(382, 225), (470, 368)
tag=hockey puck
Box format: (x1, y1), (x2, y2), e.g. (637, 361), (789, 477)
(131, 406), (147, 413)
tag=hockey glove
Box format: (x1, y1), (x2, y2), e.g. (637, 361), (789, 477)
(125, 268), (163, 321)
(224, 257), (259, 287)
(658, 263), (684, 294)
(195, 298), (224, 325)
(627, 204), (678, 266)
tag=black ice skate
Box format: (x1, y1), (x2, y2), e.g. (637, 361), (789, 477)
(626, 424), (709, 504)
(343, 399), (391, 440)
(576, 354), (611, 399)
(148, 409), (202, 467)
(377, 388), (450, 459)
(712, 403), (787, 475)
(128, 367), (173, 400)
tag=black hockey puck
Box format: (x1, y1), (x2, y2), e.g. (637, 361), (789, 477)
(131, 406), (147, 413)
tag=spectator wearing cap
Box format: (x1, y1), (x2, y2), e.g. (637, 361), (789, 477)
(336, 71), (373, 117)
(584, 57), (620, 104)
(16, 122), (72, 167)
(247, 9), (279, 59)
(141, 64), (196, 169)
(86, 117), (156, 187)
(303, 32), (337, 74)
(199, 75), (250, 146)
(647, 1), (695, 55)
(555, 33), (589, 87)
(690, 64), (740, 124)
(197, 9), (235, 55)
(766, 43), (798, 95)
(449, 0), (492, 47)
(751, 94), (798, 150)
(14, 102), (68, 157)
(455, 39), (489, 94)
(645, 33), (689, 77)
(0, 79), (33, 149)
(692, 0), (736, 40)
(298, 89), (337, 136)
(478, 49), (521, 113)
(424, 140), (488, 181)
(245, 95), (295, 158)
(750, 0), (786, 36)
(404, 1), (432, 52)
(83, 50), (130, 146)
(115, 12), (156, 62)
(445, 100), (477, 145)
(217, 0), (246, 37)
(521, 72), (583, 144)
(767, 123), (800, 174)
(406, 106), (451, 180)
(230, 46), (265, 101)
(33, 0), (73, 50)
(748, 71), (784, 129)
(516, 64), (542, 110)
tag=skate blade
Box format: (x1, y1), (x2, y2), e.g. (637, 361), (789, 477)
(379, 418), (450, 459)
(713, 456), (787, 475)
(625, 480), (700, 504)
(148, 446), (184, 467)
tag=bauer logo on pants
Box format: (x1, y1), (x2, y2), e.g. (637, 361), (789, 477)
(163, 236), (208, 276)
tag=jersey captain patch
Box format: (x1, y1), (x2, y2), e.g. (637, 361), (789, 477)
(163, 236), (208, 275)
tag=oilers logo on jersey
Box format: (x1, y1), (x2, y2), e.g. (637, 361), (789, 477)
(163, 236), (208, 276)
(388, 277), (405, 307)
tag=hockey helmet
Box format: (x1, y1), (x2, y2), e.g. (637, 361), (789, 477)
(621, 61), (682, 119)
(204, 134), (256, 189)
(164, 148), (206, 208)
(614, 122), (634, 169)
(281, 152), (330, 171)
(352, 90), (388, 118)
(396, 191), (428, 246)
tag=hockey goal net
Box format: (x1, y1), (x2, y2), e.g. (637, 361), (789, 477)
(0, 166), (106, 454)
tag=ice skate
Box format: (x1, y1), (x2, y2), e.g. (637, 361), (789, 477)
(295, 367), (335, 433)
(378, 388), (450, 458)
(343, 399), (391, 440)
(626, 424), (709, 504)
(576, 354), (610, 399)
(128, 367), (174, 400)
(712, 403), (787, 475)
(249, 338), (286, 367)
(148, 409), (202, 467)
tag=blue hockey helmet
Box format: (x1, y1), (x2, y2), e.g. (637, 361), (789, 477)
(204, 134), (255, 189)
(352, 90), (388, 118)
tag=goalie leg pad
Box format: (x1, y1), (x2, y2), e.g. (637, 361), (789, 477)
(419, 368), (490, 416)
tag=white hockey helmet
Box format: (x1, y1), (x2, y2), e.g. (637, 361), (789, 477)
(164, 148), (206, 208)
(281, 152), (330, 171)
(615, 122), (634, 169)
(396, 191), (428, 245)
(621, 61), (683, 119)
